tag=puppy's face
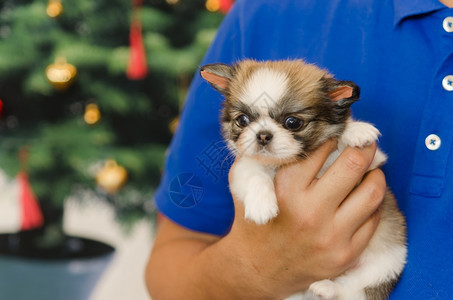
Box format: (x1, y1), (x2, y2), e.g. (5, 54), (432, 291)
(201, 60), (359, 164)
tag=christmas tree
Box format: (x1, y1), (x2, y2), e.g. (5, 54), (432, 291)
(0, 0), (226, 236)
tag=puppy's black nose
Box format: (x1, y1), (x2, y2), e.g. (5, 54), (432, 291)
(256, 131), (273, 146)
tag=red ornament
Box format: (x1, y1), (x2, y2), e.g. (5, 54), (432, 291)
(18, 172), (44, 231)
(219, 0), (234, 13)
(0, 99), (3, 118)
(127, 0), (148, 80)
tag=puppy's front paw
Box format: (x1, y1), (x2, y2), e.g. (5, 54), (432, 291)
(342, 122), (380, 148)
(308, 280), (340, 300)
(244, 189), (278, 225)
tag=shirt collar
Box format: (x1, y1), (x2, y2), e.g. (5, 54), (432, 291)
(393, 0), (447, 26)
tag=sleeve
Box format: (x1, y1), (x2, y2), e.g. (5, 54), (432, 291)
(153, 2), (247, 236)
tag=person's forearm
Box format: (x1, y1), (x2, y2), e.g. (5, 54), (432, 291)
(146, 229), (282, 299)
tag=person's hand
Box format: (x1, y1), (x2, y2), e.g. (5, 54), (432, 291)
(224, 140), (386, 298)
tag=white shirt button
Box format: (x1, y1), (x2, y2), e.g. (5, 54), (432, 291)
(442, 75), (453, 91)
(443, 16), (453, 32)
(425, 134), (441, 151)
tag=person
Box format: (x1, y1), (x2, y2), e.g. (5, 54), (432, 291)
(146, 0), (453, 298)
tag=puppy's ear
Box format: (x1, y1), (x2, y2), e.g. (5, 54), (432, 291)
(200, 63), (234, 94)
(323, 78), (360, 109)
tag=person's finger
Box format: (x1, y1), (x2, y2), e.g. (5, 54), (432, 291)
(275, 139), (337, 199)
(335, 168), (386, 235)
(349, 205), (382, 258)
(314, 143), (377, 211)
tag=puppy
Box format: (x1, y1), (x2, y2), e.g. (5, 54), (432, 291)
(200, 59), (406, 300)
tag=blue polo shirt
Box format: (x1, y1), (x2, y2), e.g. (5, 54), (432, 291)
(155, 0), (453, 298)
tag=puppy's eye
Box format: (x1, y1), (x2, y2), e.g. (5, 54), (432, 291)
(235, 114), (250, 127)
(284, 116), (303, 131)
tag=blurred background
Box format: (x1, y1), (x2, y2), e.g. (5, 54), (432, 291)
(0, 0), (231, 299)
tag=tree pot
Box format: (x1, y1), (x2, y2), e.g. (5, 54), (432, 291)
(0, 231), (115, 300)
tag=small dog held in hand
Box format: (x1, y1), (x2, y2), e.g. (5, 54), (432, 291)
(200, 59), (407, 300)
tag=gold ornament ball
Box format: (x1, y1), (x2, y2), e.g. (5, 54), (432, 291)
(206, 0), (220, 12)
(84, 103), (101, 125)
(47, 0), (63, 18)
(96, 160), (128, 194)
(46, 57), (77, 91)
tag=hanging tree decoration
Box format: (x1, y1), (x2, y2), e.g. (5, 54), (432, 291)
(127, 0), (148, 80)
(96, 160), (128, 195)
(219, 0), (234, 13)
(84, 102), (101, 125)
(46, 0), (63, 18)
(17, 147), (44, 231)
(45, 57), (77, 91)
